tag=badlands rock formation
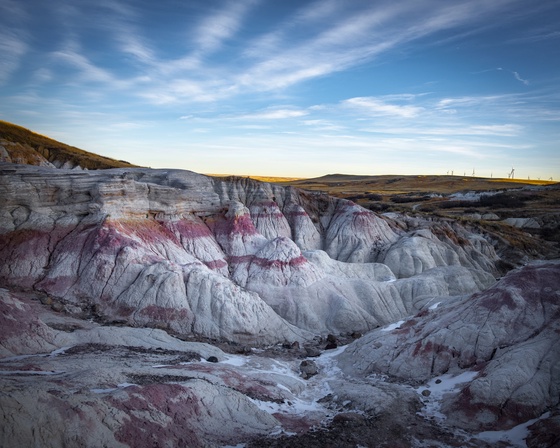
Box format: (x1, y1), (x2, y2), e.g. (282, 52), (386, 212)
(0, 164), (498, 342)
(0, 288), (279, 448)
(338, 260), (560, 433)
(0, 287), (439, 448)
(1, 162), (559, 447)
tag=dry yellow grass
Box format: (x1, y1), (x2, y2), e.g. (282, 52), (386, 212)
(275, 174), (556, 196)
(205, 174), (305, 183)
(0, 120), (139, 169)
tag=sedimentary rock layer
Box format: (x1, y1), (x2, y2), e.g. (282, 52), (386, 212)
(0, 164), (499, 342)
(338, 260), (560, 431)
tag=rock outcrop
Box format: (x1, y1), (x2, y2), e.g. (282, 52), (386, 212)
(0, 289), (283, 448)
(1, 162), (558, 447)
(338, 260), (560, 432)
(0, 164), (502, 342)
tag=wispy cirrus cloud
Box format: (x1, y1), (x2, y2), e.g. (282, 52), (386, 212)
(512, 71), (529, 85)
(360, 123), (523, 138)
(343, 96), (423, 118)
(0, 31), (27, 84)
(507, 30), (560, 43)
(30, 0), (531, 108)
(193, 0), (259, 53)
(472, 67), (530, 86)
(234, 0), (525, 93)
(436, 95), (509, 110)
(92, 0), (160, 68)
(52, 49), (115, 84)
(302, 119), (346, 132)
(471, 124), (522, 135)
(236, 3), (402, 90)
(0, 1), (28, 85)
(232, 107), (309, 120)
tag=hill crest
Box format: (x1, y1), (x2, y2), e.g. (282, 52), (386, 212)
(0, 120), (138, 170)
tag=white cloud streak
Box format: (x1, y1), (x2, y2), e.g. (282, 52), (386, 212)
(343, 97), (423, 118)
(193, 0), (258, 53)
(25, 0), (530, 108)
(233, 0), (523, 93)
(513, 71), (529, 85)
(0, 31), (27, 84)
(51, 49), (118, 85)
(0, 0), (28, 84)
(235, 108), (309, 120)
(4, 0), (557, 180)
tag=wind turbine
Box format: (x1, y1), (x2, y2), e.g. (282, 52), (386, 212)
(508, 167), (515, 179)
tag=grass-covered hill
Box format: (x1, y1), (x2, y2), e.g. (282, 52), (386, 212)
(0, 120), (138, 170)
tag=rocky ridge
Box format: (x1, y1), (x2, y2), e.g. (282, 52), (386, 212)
(0, 164), (500, 342)
(338, 260), (560, 434)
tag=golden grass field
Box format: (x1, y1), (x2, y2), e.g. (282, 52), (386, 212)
(278, 173), (555, 194)
(0, 120), (138, 170)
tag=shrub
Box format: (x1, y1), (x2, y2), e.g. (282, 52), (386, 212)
(390, 195), (432, 203)
(479, 193), (526, 208)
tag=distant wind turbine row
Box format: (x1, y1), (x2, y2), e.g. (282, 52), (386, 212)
(443, 167), (554, 181)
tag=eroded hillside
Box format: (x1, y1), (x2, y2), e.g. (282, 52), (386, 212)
(1, 131), (559, 447)
(0, 120), (138, 170)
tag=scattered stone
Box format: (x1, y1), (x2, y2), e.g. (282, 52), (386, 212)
(45, 322), (83, 333)
(299, 360), (319, 379)
(421, 389), (431, 397)
(206, 356), (219, 363)
(332, 412), (366, 426)
(316, 394), (333, 404)
(526, 412), (560, 448)
(63, 304), (83, 316)
(325, 334), (338, 350)
(435, 379), (442, 384)
(235, 346), (252, 355)
(39, 296), (53, 306)
(305, 346), (321, 357)
(50, 301), (64, 312)
(350, 331), (362, 339)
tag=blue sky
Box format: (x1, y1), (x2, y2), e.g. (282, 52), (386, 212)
(1, 0), (559, 179)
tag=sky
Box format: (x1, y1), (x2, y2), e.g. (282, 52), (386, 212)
(1, 0), (559, 179)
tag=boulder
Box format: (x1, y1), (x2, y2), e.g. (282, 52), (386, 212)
(300, 360), (319, 379)
(503, 217), (540, 229)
